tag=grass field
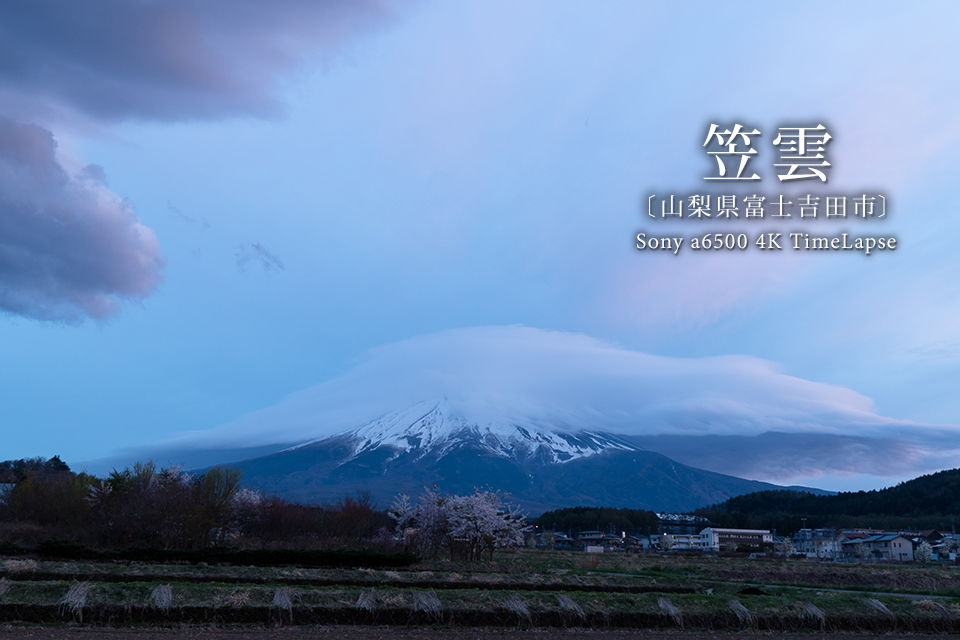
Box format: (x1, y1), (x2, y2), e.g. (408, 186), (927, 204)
(3, 549), (960, 631)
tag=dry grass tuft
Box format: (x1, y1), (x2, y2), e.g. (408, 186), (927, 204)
(728, 598), (755, 626)
(150, 584), (173, 611)
(412, 590), (441, 616)
(416, 571), (434, 580)
(60, 582), (93, 621)
(915, 599), (950, 615)
(2, 559), (37, 573)
(867, 597), (895, 620)
(216, 589), (252, 607)
(578, 554), (600, 569)
(658, 597), (683, 628)
(447, 572), (462, 582)
(801, 602), (826, 630)
(586, 599), (609, 624)
(383, 570), (402, 581)
(0, 578), (10, 599)
(556, 594), (584, 622)
(356, 588), (380, 611)
(381, 592), (405, 607)
(271, 586), (294, 623)
(272, 586), (294, 611)
(504, 594), (531, 623)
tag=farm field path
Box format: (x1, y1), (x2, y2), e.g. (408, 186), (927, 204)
(598, 572), (956, 599)
(3, 628), (960, 640)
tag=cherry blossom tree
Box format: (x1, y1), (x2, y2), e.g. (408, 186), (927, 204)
(448, 489), (528, 561)
(390, 487), (529, 561)
(390, 486), (451, 560)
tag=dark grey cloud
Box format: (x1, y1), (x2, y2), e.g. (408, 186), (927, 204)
(0, 0), (399, 122)
(624, 433), (934, 484)
(0, 118), (164, 320)
(236, 242), (284, 273)
(0, 1), (398, 320)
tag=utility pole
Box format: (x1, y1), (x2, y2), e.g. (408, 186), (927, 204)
(801, 518), (807, 556)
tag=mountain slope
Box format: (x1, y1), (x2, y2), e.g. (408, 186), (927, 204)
(227, 399), (817, 512)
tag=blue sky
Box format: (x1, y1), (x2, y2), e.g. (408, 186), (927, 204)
(3, 1), (960, 491)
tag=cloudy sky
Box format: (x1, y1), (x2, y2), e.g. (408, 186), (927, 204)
(3, 1), (960, 492)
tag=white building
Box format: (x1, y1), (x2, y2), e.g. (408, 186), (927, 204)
(660, 533), (702, 550)
(700, 527), (773, 552)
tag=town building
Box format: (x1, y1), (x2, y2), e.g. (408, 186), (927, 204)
(659, 533), (702, 550)
(793, 528), (842, 559)
(700, 527), (773, 552)
(841, 533), (913, 561)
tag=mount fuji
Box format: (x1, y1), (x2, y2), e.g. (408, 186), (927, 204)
(229, 398), (821, 513)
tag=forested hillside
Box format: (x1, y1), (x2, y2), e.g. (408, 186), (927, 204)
(531, 506), (660, 534)
(697, 468), (960, 533)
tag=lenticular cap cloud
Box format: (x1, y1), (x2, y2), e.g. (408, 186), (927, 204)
(169, 325), (931, 451)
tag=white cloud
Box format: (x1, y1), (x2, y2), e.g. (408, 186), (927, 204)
(146, 326), (960, 486)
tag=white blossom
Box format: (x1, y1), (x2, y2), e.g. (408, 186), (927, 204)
(389, 487), (529, 561)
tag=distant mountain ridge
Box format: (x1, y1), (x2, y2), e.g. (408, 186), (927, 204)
(229, 399), (827, 513)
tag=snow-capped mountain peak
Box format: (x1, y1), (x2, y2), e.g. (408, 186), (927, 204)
(286, 397), (639, 465)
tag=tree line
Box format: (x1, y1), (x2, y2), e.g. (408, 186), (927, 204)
(0, 457), (392, 550)
(530, 506), (660, 534)
(696, 468), (960, 533)
(0, 457), (531, 561)
(0, 456), (70, 482)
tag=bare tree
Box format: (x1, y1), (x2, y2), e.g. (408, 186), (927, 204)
(542, 530), (555, 551)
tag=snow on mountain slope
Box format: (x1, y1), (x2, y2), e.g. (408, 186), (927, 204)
(285, 398), (639, 465)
